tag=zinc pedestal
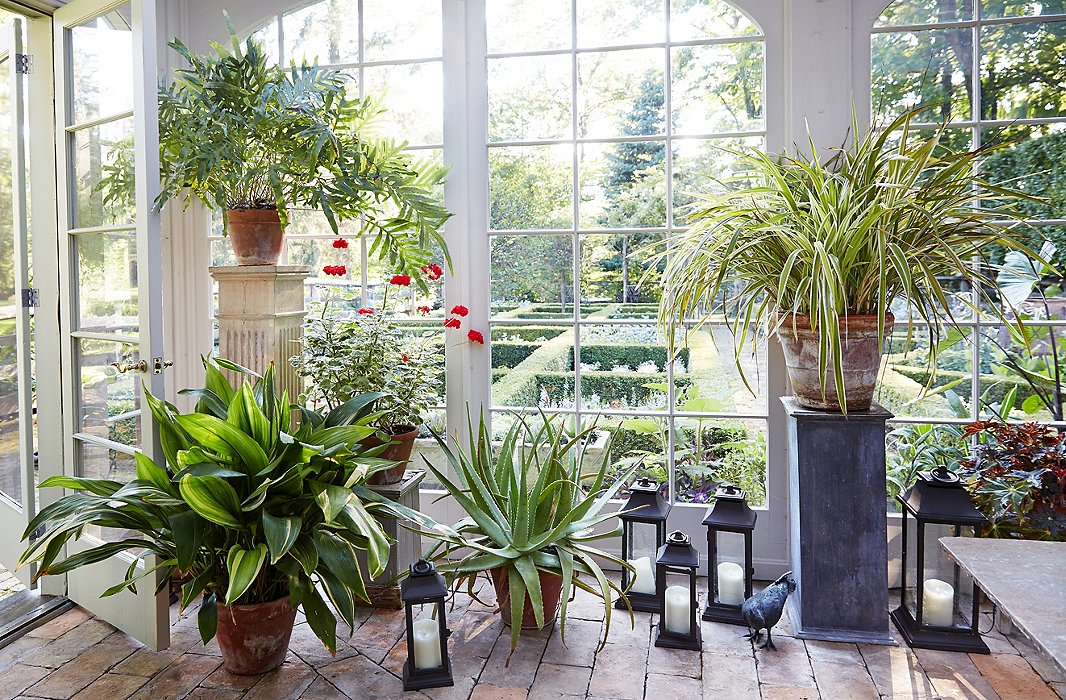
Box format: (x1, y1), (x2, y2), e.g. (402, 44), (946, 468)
(357, 470), (426, 609)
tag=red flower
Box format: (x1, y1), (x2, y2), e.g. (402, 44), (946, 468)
(450, 305), (469, 317)
(323, 265), (346, 277)
(358, 307), (374, 315)
(390, 274), (412, 286)
(468, 330), (485, 345)
(401, 354), (409, 363)
(417, 305), (432, 315)
(443, 318), (462, 329)
(421, 263), (443, 281)
(332, 238), (349, 249)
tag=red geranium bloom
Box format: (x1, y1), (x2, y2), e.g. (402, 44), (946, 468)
(450, 305), (469, 317)
(332, 238), (349, 249)
(390, 274), (412, 286)
(421, 263), (444, 281)
(401, 354), (409, 363)
(417, 305), (432, 315)
(323, 265), (347, 276)
(358, 307), (374, 315)
(443, 318), (462, 329)
(467, 330), (485, 344)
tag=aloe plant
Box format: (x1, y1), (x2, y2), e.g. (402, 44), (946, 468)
(419, 413), (636, 652)
(20, 357), (437, 654)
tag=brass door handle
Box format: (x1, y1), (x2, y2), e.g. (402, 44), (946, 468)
(110, 360), (148, 374)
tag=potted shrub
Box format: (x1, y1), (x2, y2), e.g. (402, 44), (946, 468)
(417, 412), (636, 652)
(152, 16), (450, 275)
(654, 109), (1042, 411)
(19, 358), (437, 675)
(291, 277), (445, 485)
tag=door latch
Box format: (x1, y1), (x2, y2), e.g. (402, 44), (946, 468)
(110, 359), (148, 374)
(152, 357), (173, 374)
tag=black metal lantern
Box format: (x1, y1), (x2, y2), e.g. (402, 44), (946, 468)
(615, 477), (671, 613)
(654, 530), (702, 651)
(401, 560), (453, 691)
(702, 484), (757, 625)
(891, 467), (989, 653)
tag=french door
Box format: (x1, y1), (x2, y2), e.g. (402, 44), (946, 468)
(53, 0), (168, 649)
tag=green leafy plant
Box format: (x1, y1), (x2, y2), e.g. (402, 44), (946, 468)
(149, 15), (451, 286)
(418, 412), (635, 653)
(20, 358), (437, 653)
(652, 108), (1044, 407)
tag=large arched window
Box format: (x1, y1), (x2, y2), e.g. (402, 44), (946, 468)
(872, 2), (1066, 497)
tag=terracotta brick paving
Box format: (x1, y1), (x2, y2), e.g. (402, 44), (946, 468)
(0, 579), (1061, 700)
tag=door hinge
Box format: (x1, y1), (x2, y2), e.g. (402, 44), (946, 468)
(153, 357), (173, 374)
(21, 288), (39, 307)
(15, 54), (31, 74)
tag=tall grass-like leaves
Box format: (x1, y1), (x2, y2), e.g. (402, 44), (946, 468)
(419, 412), (635, 654)
(20, 358), (439, 654)
(653, 109), (1048, 410)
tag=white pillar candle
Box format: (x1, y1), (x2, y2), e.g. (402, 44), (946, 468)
(923, 578), (955, 628)
(717, 561), (746, 606)
(628, 556), (656, 595)
(663, 585), (691, 634)
(412, 618), (442, 669)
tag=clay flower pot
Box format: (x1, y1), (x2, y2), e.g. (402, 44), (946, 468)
(366, 425), (420, 485)
(775, 312), (893, 412)
(215, 596), (297, 675)
(489, 567), (564, 630)
(226, 208), (284, 266)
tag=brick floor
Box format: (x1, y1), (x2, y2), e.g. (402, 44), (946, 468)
(0, 578), (1061, 700)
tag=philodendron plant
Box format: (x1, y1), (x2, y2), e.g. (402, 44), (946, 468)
(419, 412), (637, 652)
(20, 358), (437, 654)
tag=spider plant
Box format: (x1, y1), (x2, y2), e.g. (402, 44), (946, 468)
(653, 108), (1045, 410)
(419, 413), (636, 653)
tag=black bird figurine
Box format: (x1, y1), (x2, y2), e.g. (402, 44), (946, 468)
(741, 571), (796, 650)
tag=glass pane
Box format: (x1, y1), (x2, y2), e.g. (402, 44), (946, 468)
(673, 418), (766, 505)
(488, 55), (572, 142)
(579, 233), (665, 310)
(77, 232), (138, 336)
(712, 530), (748, 604)
(491, 234), (574, 307)
(671, 0), (760, 40)
(210, 238), (236, 267)
(283, 0), (359, 64)
(978, 324), (1063, 421)
(578, 324), (671, 411)
(363, 0), (442, 61)
(672, 136), (763, 216)
(982, 0), (1066, 18)
(878, 325), (974, 419)
(578, 49), (665, 139)
(672, 43), (764, 135)
(576, 0), (664, 48)
(72, 117), (135, 229)
(578, 142), (666, 229)
(886, 422), (968, 507)
(980, 20), (1066, 120)
(677, 323), (767, 414)
(490, 326), (575, 408)
(77, 339), (142, 447)
(871, 28), (973, 124)
(921, 524), (976, 629)
(363, 61), (443, 146)
(489, 146), (574, 230)
(0, 55), (19, 505)
(249, 19), (281, 65)
(70, 9), (133, 124)
(76, 441), (138, 543)
(598, 414), (671, 499)
(486, 0), (571, 54)
(980, 124), (1066, 218)
(875, 0), (974, 27)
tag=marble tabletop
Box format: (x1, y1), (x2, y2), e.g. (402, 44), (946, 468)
(940, 537), (1066, 676)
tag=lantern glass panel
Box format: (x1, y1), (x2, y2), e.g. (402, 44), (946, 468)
(630, 521), (659, 561)
(409, 601), (447, 670)
(902, 511), (920, 618)
(919, 523), (977, 629)
(712, 530), (747, 606)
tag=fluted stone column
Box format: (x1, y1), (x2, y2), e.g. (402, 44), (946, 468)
(210, 266), (309, 401)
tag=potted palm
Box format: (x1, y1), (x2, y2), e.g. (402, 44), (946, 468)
(153, 16), (450, 278)
(655, 109), (1042, 411)
(417, 413), (636, 653)
(19, 358), (438, 675)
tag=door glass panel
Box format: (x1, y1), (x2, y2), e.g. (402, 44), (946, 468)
(0, 52), (18, 505)
(70, 10), (133, 123)
(73, 117), (134, 229)
(77, 339), (141, 447)
(77, 231), (138, 335)
(77, 441), (139, 543)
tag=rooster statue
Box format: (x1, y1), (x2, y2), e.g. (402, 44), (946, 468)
(741, 571), (796, 650)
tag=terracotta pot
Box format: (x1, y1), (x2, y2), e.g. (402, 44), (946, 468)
(215, 596), (296, 675)
(489, 567), (564, 630)
(226, 208), (284, 266)
(775, 312), (893, 412)
(365, 425), (420, 485)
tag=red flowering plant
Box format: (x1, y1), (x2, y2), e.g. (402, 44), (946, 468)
(959, 420), (1066, 541)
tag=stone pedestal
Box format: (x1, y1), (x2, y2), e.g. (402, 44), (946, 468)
(210, 265), (309, 401)
(357, 470), (426, 609)
(782, 397), (894, 645)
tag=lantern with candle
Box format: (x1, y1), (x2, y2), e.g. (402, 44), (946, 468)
(654, 530), (702, 651)
(615, 477), (671, 613)
(702, 484), (757, 625)
(401, 560), (454, 691)
(891, 466), (989, 653)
